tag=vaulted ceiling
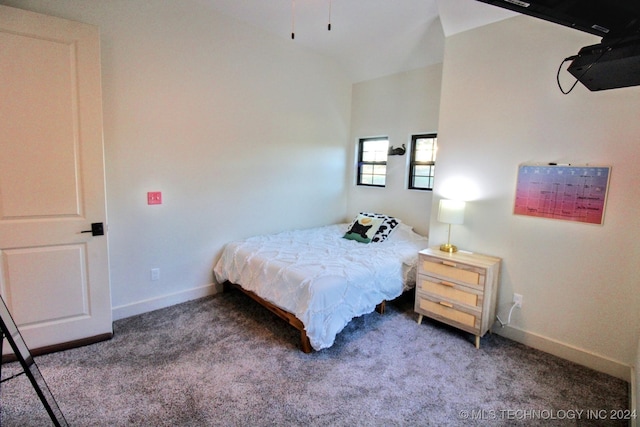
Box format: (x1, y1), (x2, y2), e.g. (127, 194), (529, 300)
(194, 0), (516, 82)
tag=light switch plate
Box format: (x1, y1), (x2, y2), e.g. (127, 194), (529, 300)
(147, 191), (162, 205)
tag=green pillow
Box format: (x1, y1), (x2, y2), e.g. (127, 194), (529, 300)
(343, 214), (383, 243)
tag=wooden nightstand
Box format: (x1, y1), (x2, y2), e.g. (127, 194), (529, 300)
(415, 247), (501, 348)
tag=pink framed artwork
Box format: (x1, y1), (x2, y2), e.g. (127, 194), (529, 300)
(514, 164), (611, 225)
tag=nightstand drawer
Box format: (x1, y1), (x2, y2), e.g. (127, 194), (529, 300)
(420, 258), (482, 287)
(417, 298), (477, 329)
(417, 276), (479, 307)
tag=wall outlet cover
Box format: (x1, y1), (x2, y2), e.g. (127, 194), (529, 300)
(147, 191), (162, 205)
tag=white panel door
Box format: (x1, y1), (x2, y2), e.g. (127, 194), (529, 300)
(0, 6), (112, 351)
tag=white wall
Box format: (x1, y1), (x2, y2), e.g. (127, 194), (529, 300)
(4, 0), (352, 318)
(347, 65), (443, 236)
(435, 15), (640, 380)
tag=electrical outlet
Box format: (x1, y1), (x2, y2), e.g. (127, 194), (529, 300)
(513, 293), (523, 308)
(151, 268), (160, 281)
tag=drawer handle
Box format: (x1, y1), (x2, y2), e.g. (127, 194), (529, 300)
(442, 261), (457, 267)
(438, 301), (454, 308)
(440, 281), (455, 287)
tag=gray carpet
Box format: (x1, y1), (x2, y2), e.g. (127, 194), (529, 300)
(0, 291), (629, 426)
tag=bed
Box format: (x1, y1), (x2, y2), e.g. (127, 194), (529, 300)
(213, 214), (429, 352)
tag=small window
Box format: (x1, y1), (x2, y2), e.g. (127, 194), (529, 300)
(357, 137), (389, 187)
(409, 133), (437, 190)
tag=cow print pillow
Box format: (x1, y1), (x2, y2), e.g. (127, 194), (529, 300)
(353, 212), (401, 243)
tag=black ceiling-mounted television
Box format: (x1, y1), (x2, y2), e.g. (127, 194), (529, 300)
(475, 0), (640, 41)
(475, 0), (640, 91)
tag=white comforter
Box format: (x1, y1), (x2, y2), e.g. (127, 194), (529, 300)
(214, 223), (429, 351)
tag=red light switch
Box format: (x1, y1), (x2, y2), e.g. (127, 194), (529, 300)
(147, 191), (162, 205)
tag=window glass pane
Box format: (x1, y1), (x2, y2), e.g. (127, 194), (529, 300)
(364, 139), (388, 153)
(414, 165), (433, 176)
(362, 139), (389, 162)
(360, 175), (373, 185)
(415, 138), (436, 162)
(373, 165), (386, 175)
(413, 176), (432, 189)
(362, 164), (374, 174)
(372, 175), (386, 186)
(374, 151), (387, 162)
(362, 151), (376, 162)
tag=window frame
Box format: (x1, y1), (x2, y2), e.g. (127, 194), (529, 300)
(357, 136), (389, 187)
(408, 133), (437, 191)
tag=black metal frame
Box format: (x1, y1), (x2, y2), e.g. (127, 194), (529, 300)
(0, 295), (68, 426)
(408, 133), (437, 191)
(357, 136), (389, 187)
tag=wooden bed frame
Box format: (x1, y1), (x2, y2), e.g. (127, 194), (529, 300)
(223, 281), (386, 353)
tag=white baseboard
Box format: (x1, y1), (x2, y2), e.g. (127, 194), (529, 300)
(111, 283), (221, 321)
(494, 324), (632, 382)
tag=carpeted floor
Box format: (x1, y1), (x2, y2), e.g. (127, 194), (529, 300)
(0, 290), (630, 426)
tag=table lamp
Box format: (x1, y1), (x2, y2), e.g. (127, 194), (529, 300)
(437, 199), (466, 253)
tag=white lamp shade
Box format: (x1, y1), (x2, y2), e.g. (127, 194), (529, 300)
(437, 199), (466, 225)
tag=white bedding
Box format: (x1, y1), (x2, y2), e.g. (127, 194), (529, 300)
(213, 223), (429, 351)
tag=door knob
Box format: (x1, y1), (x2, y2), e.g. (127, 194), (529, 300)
(81, 222), (104, 236)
